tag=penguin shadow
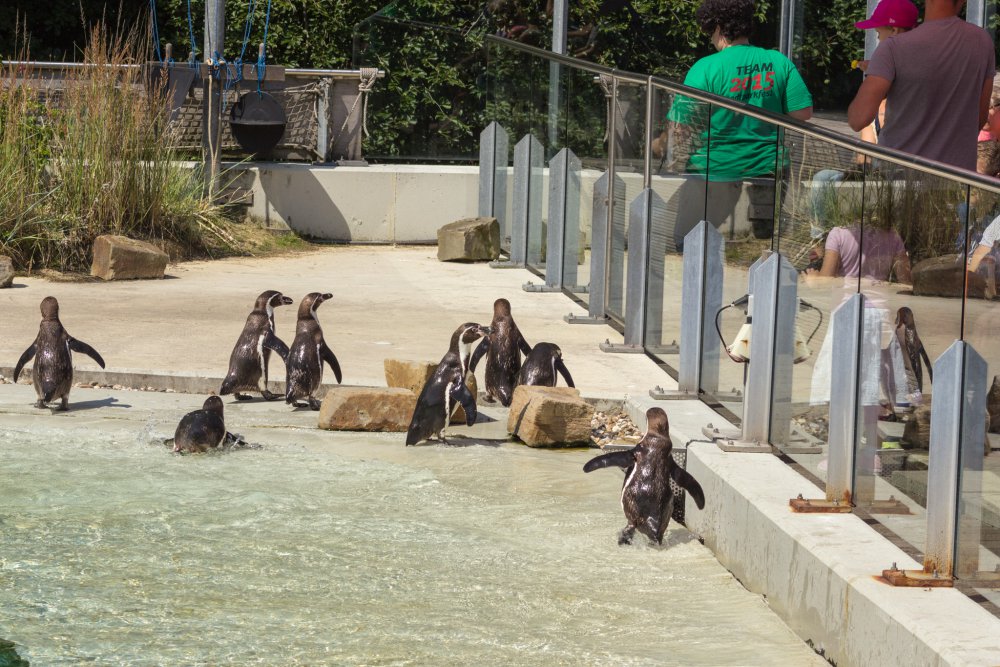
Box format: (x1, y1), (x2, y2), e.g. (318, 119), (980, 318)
(4, 282), (28, 289)
(64, 396), (130, 412)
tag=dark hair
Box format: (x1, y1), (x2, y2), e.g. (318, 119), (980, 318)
(695, 0), (754, 41)
(978, 140), (1000, 178)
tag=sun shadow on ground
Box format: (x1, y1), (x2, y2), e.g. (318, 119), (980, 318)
(68, 397), (131, 412)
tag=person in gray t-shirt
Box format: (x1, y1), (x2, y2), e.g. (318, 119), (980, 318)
(847, 0), (995, 171)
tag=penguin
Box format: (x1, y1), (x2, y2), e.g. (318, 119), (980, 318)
(469, 298), (531, 406)
(583, 407), (705, 546)
(516, 342), (575, 388)
(172, 395), (228, 453)
(219, 290), (293, 401)
(285, 292), (341, 410)
(406, 322), (490, 446)
(13, 296), (106, 410)
(894, 306), (932, 393)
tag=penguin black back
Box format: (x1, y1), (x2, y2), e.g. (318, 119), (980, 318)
(516, 342), (575, 388)
(220, 290), (293, 401)
(285, 292), (341, 410)
(173, 395), (227, 453)
(469, 298), (531, 406)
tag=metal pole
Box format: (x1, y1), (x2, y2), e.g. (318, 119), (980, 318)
(203, 0), (225, 198)
(643, 76), (653, 189)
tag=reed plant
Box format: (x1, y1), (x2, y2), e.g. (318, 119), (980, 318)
(0, 21), (270, 274)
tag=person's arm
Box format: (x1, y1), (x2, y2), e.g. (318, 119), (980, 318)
(979, 76), (993, 130)
(968, 243), (992, 272)
(818, 248), (841, 277)
(848, 75), (891, 132)
(788, 107), (813, 121)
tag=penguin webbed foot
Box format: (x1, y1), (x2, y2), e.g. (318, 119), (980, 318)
(33, 399), (47, 409)
(617, 526), (635, 546)
(308, 397), (322, 411)
(261, 390), (280, 401)
(59, 397), (69, 411)
(234, 393), (254, 401)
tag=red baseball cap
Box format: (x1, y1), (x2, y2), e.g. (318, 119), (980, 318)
(855, 0), (919, 30)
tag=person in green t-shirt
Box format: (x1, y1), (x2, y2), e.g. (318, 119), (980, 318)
(653, 0), (813, 181)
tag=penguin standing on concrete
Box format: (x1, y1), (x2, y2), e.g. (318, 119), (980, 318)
(13, 296), (106, 410)
(172, 395), (229, 453)
(894, 306), (932, 393)
(469, 298), (531, 406)
(406, 322), (490, 445)
(285, 292), (341, 410)
(516, 342), (575, 388)
(583, 407), (705, 546)
(220, 290), (293, 401)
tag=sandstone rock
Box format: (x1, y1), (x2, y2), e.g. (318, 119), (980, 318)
(911, 254), (988, 299)
(437, 217), (500, 262)
(0, 256), (13, 288)
(902, 403), (931, 450)
(318, 386), (417, 432)
(384, 359), (437, 396)
(507, 385), (593, 447)
(91, 235), (169, 280)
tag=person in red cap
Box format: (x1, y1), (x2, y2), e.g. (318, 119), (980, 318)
(853, 0), (918, 74)
(847, 0), (995, 171)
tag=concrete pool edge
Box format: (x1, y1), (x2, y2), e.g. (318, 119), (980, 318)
(623, 395), (1000, 667)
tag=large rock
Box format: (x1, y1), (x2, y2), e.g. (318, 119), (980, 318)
(507, 385), (593, 447)
(91, 235), (169, 280)
(318, 386), (417, 432)
(911, 254), (988, 299)
(383, 358), (476, 424)
(0, 256), (13, 288)
(437, 217), (500, 262)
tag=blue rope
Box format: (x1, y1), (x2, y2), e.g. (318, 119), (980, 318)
(149, 0), (162, 63)
(186, 0), (199, 66)
(256, 0), (272, 95)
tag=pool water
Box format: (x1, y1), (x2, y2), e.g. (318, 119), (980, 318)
(0, 413), (825, 665)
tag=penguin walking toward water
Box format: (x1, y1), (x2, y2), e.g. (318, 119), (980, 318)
(172, 395), (231, 453)
(13, 296), (106, 410)
(894, 306), (932, 393)
(406, 322), (490, 446)
(220, 290), (293, 401)
(285, 292), (341, 410)
(516, 342), (575, 388)
(583, 407), (705, 546)
(469, 298), (531, 406)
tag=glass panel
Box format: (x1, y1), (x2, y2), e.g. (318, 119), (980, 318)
(525, 55), (553, 274)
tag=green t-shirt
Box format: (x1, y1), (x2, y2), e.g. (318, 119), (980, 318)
(667, 45), (812, 181)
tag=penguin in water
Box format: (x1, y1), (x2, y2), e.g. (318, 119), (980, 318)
(13, 296), (106, 410)
(406, 322), (490, 446)
(894, 306), (932, 393)
(285, 292), (341, 410)
(516, 342), (575, 388)
(583, 407), (705, 545)
(220, 290), (293, 401)
(172, 395), (231, 453)
(469, 298), (531, 406)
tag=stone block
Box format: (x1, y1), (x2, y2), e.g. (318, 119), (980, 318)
(91, 235), (169, 280)
(0, 256), (13, 288)
(911, 254), (988, 299)
(384, 359), (436, 396)
(318, 386), (416, 432)
(437, 216), (500, 262)
(507, 385), (593, 447)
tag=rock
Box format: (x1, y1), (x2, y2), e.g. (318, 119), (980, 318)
(507, 385), (593, 447)
(383, 359), (476, 425)
(91, 235), (169, 280)
(911, 254), (988, 299)
(437, 217), (500, 262)
(0, 256), (14, 288)
(903, 402), (931, 450)
(318, 386), (417, 432)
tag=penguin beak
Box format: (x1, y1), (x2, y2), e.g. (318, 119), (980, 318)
(479, 325), (492, 336)
(321, 293), (333, 301)
(281, 296), (293, 305)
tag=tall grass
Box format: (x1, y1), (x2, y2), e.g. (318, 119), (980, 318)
(0, 21), (264, 273)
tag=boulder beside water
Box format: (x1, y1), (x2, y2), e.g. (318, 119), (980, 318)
(0, 256), (14, 288)
(507, 385), (593, 447)
(318, 386), (416, 432)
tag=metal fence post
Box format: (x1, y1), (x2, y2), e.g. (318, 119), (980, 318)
(882, 341), (987, 586)
(492, 133), (541, 268)
(565, 171), (623, 325)
(525, 147), (581, 293)
(677, 221), (723, 394)
(478, 122), (509, 241)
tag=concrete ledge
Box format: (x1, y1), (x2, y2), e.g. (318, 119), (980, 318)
(626, 395), (1000, 667)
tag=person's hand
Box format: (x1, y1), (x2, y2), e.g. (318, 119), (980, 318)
(851, 59), (870, 72)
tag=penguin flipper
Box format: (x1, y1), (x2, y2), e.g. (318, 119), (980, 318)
(263, 332), (290, 361)
(921, 347), (933, 383)
(556, 359), (575, 388)
(13, 344), (36, 382)
(670, 465), (706, 509)
(320, 343), (342, 384)
(450, 381), (477, 426)
(583, 449), (636, 472)
(469, 338), (489, 372)
(518, 335), (532, 356)
(68, 338), (106, 369)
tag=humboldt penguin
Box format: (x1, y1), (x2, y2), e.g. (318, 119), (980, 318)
(583, 407), (705, 545)
(516, 342), (575, 388)
(894, 306), (932, 393)
(220, 290), (293, 401)
(13, 296), (106, 410)
(172, 395), (228, 453)
(406, 322), (490, 446)
(285, 292), (341, 410)
(469, 298), (531, 406)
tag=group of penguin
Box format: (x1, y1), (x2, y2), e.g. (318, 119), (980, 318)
(10, 292), (706, 546)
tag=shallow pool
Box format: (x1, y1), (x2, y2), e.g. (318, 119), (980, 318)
(0, 412), (825, 665)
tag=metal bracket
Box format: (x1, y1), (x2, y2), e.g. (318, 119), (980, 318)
(789, 494), (853, 514)
(648, 386), (698, 401)
(599, 340), (645, 354)
(866, 496), (911, 515)
(523, 281), (588, 294)
(716, 439), (774, 453)
(565, 313), (608, 325)
(881, 563), (954, 588)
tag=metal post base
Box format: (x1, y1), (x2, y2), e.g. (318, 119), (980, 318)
(716, 439), (775, 453)
(779, 443), (824, 455)
(701, 423), (741, 441)
(564, 313), (608, 325)
(646, 343), (679, 355)
(881, 565), (953, 587)
(599, 341), (645, 354)
(864, 496), (911, 515)
(649, 386), (699, 401)
(789, 495), (853, 513)
(334, 159), (369, 167)
(489, 260), (525, 269)
(522, 281), (590, 294)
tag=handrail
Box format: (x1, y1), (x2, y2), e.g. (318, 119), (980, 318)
(1, 61), (383, 79)
(486, 34), (1000, 193)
